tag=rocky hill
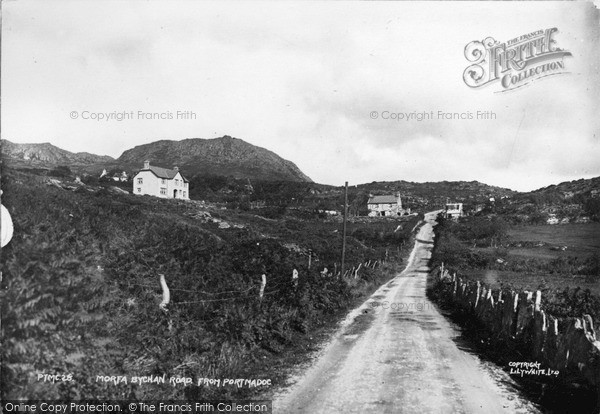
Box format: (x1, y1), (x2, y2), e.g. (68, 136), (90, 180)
(477, 176), (600, 224)
(528, 176), (600, 200)
(118, 136), (312, 182)
(1, 140), (115, 166)
(1, 136), (312, 183)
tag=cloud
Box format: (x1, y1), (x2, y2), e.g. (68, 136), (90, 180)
(2, 1), (598, 192)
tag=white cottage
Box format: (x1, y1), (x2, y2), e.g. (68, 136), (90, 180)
(444, 202), (463, 219)
(367, 194), (403, 217)
(132, 160), (189, 200)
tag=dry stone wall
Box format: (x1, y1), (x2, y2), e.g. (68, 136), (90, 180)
(433, 266), (600, 402)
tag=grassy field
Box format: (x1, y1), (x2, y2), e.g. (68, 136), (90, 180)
(464, 222), (600, 289)
(507, 223), (600, 260)
(430, 215), (600, 320)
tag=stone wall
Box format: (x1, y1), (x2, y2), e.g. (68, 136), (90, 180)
(432, 266), (600, 404)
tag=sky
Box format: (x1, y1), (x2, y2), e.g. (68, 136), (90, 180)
(2, 1), (599, 192)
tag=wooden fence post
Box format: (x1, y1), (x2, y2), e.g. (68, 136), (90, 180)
(354, 263), (362, 279)
(159, 274), (170, 312)
(259, 274), (267, 300)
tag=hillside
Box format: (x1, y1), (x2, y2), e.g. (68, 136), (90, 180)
(117, 136), (312, 182)
(479, 176), (600, 224)
(162, 177), (516, 217)
(0, 166), (418, 400)
(1, 140), (114, 166)
(529, 176), (600, 200)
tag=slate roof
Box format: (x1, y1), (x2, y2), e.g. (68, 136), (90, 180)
(368, 195), (399, 204)
(142, 165), (189, 182)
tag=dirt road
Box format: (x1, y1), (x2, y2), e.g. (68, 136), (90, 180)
(273, 211), (540, 414)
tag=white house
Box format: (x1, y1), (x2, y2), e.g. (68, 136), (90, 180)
(368, 194), (403, 217)
(444, 202), (463, 219)
(132, 160), (190, 200)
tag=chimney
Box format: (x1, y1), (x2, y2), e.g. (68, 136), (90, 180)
(173, 166), (179, 172)
(143, 160), (150, 169)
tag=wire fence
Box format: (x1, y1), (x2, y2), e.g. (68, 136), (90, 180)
(123, 257), (393, 309)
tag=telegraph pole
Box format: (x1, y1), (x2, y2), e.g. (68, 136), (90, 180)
(341, 181), (348, 277)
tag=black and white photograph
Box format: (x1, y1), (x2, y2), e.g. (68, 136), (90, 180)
(1, 1), (599, 413)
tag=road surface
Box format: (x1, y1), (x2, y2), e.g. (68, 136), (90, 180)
(273, 211), (540, 414)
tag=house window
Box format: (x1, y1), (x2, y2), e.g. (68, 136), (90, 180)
(175, 179), (179, 186)
(160, 188), (167, 195)
(161, 179), (166, 185)
(137, 188), (141, 193)
(183, 191), (186, 198)
(185, 182), (188, 188)
(137, 178), (143, 184)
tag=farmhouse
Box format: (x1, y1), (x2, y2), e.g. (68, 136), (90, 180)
(132, 160), (189, 200)
(368, 194), (403, 217)
(444, 202), (463, 219)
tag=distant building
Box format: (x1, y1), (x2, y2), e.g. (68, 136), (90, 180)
(100, 169), (128, 182)
(112, 171), (128, 182)
(250, 201), (266, 209)
(132, 160), (189, 200)
(368, 194), (403, 217)
(444, 202), (463, 219)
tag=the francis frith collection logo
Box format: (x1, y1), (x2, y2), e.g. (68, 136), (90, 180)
(463, 28), (572, 92)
